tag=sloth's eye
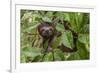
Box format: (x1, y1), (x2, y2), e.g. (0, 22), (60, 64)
(49, 29), (53, 31)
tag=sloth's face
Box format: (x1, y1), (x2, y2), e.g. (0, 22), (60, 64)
(40, 26), (54, 38)
(38, 23), (54, 38)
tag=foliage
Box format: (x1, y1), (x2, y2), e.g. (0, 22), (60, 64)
(20, 10), (90, 63)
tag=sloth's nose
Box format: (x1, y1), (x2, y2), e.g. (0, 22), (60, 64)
(46, 30), (50, 33)
(46, 30), (52, 35)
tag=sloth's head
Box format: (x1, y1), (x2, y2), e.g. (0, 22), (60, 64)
(38, 22), (55, 38)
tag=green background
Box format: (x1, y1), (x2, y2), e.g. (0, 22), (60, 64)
(20, 10), (90, 63)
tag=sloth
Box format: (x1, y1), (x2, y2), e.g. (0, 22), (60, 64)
(38, 22), (61, 52)
(37, 20), (78, 53)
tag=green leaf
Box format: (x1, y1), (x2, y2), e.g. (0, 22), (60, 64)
(67, 41), (89, 60)
(24, 24), (39, 32)
(56, 23), (65, 31)
(77, 41), (90, 59)
(63, 13), (70, 21)
(80, 24), (89, 33)
(54, 49), (65, 61)
(61, 31), (73, 49)
(67, 52), (80, 60)
(21, 47), (41, 62)
(21, 55), (26, 63)
(46, 12), (53, 18)
(32, 55), (42, 62)
(78, 34), (89, 44)
(52, 36), (61, 48)
(67, 39), (89, 60)
(43, 52), (53, 61)
(78, 34), (90, 52)
(42, 17), (52, 22)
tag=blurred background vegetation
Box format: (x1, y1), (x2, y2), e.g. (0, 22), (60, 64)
(20, 10), (90, 63)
